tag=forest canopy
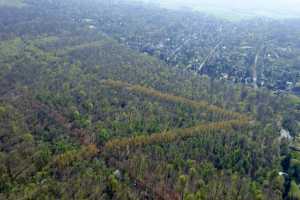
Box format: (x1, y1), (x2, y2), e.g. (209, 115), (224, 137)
(0, 0), (300, 199)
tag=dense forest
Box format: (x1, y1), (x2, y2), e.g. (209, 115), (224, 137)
(1, 0), (300, 199)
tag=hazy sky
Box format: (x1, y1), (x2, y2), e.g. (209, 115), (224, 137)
(134, 0), (300, 18)
(145, 0), (300, 9)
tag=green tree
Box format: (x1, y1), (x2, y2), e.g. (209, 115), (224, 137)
(96, 129), (110, 145)
(288, 181), (300, 200)
(177, 175), (187, 200)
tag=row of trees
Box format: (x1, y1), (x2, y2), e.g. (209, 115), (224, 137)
(103, 119), (250, 154)
(102, 79), (247, 121)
